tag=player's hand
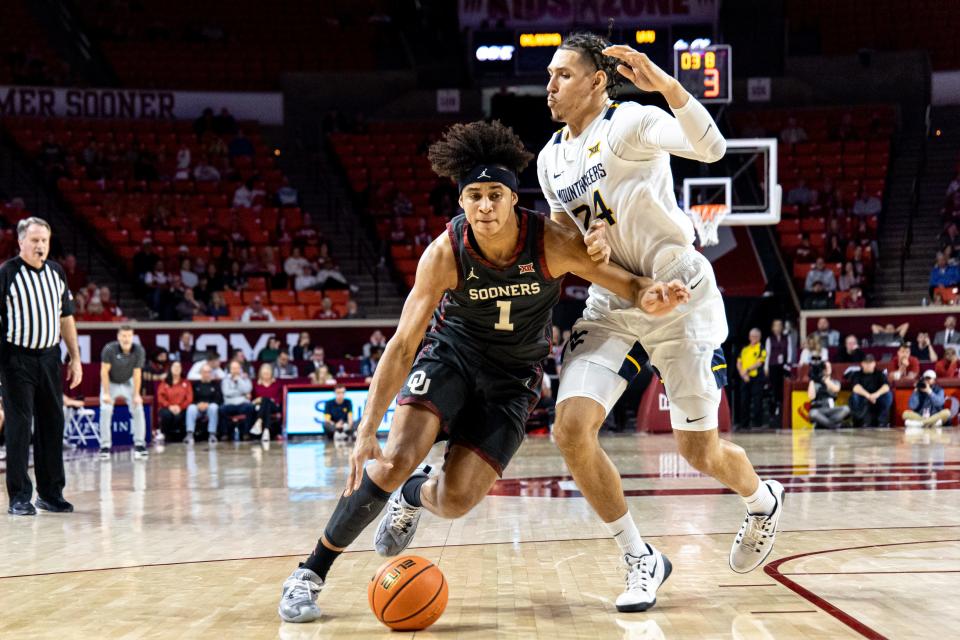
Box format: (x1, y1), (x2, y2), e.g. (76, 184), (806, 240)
(584, 220), (611, 264)
(101, 392), (112, 405)
(133, 394), (143, 407)
(602, 45), (679, 95)
(67, 359), (83, 389)
(345, 432), (392, 496)
(638, 279), (690, 316)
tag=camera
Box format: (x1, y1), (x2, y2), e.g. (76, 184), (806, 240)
(809, 361), (825, 381)
(916, 379), (928, 391)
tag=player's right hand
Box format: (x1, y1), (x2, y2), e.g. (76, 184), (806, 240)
(584, 220), (611, 264)
(345, 432), (392, 496)
(101, 393), (113, 405)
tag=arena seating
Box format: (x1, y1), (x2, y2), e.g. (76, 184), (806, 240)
(787, 0), (960, 70)
(77, 0), (393, 90)
(1, 116), (351, 320)
(731, 105), (895, 300)
(328, 122), (457, 290)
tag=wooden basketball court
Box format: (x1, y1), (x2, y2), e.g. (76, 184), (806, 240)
(2, 428), (958, 639)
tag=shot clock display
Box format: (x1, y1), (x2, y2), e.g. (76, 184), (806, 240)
(673, 43), (731, 104)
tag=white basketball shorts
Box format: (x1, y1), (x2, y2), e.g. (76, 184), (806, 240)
(556, 247), (729, 431)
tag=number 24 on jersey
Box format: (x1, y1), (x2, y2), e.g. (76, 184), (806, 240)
(572, 190), (616, 228)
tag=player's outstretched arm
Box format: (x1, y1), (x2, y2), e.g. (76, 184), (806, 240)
(345, 234), (458, 494)
(603, 44), (726, 163)
(543, 218), (689, 315)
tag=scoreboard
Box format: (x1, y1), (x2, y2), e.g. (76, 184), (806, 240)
(673, 42), (731, 104)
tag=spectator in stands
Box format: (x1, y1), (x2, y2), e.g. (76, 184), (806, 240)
(314, 297), (340, 320)
(819, 178), (839, 211)
(803, 281), (832, 310)
(240, 295), (276, 322)
(363, 330), (387, 358)
(188, 351), (224, 381)
(799, 334), (829, 365)
(213, 108), (237, 136)
(84, 297), (111, 322)
(224, 260), (247, 291)
(936, 348), (960, 378)
(929, 252), (960, 296)
(62, 254), (86, 292)
(179, 258), (198, 289)
(294, 264), (318, 291)
(250, 364), (281, 443)
(362, 346), (384, 382)
(913, 333), (938, 362)
(207, 291), (229, 318)
(764, 319), (794, 421)
(257, 336), (283, 363)
(736, 328), (766, 429)
(176, 288), (205, 320)
(842, 285), (866, 309)
(192, 155), (221, 182)
(98, 286), (121, 318)
(940, 222), (960, 255)
(389, 217), (407, 245)
(204, 133), (227, 158)
(825, 235), (844, 264)
(780, 116), (808, 144)
(220, 360), (256, 440)
(887, 342), (920, 382)
(176, 331), (194, 364)
(847, 354), (892, 427)
(871, 322), (909, 346)
(157, 361), (192, 442)
(852, 187), (881, 217)
(228, 129), (255, 158)
(838, 262), (862, 291)
(273, 352), (299, 379)
(805, 258), (837, 292)
(40, 133), (66, 178)
(392, 192), (413, 217)
(265, 262), (288, 290)
(324, 385), (355, 441)
(840, 334), (865, 363)
(194, 108), (215, 140)
(344, 299), (365, 319)
(935, 315), (959, 346)
(852, 224), (877, 261)
(306, 346), (326, 375)
(309, 364), (336, 386)
(142, 348), (170, 385)
(948, 171), (960, 199)
(814, 317), (840, 348)
(808, 365), (848, 429)
(787, 179), (816, 207)
(794, 237), (815, 263)
(413, 218), (431, 248)
(186, 364), (222, 444)
(292, 332), (313, 361)
(903, 370), (951, 429)
(945, 191), (960, 222)
(284, 247), (309, 280)
(232, 178), (264, 209)
(229, 349), (255, 378)
(174, 143), (191, 180)
(275, 181), (299, 208)
(315, 260), (350, 291)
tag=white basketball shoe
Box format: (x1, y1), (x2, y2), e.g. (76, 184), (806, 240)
(729, 479), (785, 573)
(278, 567), (324, 623)
(616, 543), (673, 612)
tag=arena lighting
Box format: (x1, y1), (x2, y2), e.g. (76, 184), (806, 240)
(519, 32), (562, 47)
(475, 45), (515, 61)
(273, 148), (281, 156)
(674, 38), (712, 50)
(635, 29), (656, 44)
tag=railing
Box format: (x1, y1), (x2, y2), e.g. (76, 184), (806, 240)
(900, 104), (931, 292)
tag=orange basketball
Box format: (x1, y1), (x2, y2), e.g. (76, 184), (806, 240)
(368, 555), (448, 631)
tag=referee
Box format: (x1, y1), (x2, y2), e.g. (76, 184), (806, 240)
(1, 217), (82, 516)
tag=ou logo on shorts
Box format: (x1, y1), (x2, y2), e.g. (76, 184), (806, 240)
(407, 371), (431, 395)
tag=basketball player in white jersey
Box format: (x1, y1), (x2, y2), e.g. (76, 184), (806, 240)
(537, 34), (785, 612)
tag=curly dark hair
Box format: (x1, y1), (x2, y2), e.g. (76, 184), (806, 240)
(559, 31), (621, 96)
(428, 120), (533, 182)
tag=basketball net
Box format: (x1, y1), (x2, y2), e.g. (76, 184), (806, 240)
(690, 203), (729, 248)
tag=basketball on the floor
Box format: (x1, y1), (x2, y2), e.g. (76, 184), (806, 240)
(368, 555), (448, 630)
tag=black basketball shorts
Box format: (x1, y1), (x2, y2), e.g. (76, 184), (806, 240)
(396, 335), (542, 476)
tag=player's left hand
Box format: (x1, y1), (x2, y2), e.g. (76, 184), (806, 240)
(602, 45), (678, 95)
(67, 359), (83, 389)
(639, 279), (690, 316)
(584, 220), (611, 264)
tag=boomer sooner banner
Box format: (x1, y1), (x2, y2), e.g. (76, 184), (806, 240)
(459, 0), (719, 28)
(0, 86), (283, 125)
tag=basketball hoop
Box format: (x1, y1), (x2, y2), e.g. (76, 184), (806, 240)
(690, 203), (729, 247)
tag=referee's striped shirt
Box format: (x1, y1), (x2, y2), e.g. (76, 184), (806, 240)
(0, 257), (74, 350)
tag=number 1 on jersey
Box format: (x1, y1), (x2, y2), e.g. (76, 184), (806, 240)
(494, 300), (514, 331)
(572, 189), (616, 229)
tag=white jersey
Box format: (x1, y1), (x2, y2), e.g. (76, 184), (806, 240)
(537, 99), (723, 317)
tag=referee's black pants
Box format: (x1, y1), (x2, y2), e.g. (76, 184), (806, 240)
(0, 346), (65, 503)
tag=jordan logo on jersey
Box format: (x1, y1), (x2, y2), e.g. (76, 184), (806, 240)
(518, 262), (535, 275)
(466, 267), (479, 281)
(587, 141), (601, 157)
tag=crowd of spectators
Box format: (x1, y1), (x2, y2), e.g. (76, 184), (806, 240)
(929, 170), (960, 304)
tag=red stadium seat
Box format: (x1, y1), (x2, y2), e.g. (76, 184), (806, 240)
(297, 290), (323, 304)
(270, 290), (296, 305)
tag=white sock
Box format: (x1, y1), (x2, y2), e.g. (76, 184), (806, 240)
(602, 512), (646, 558)
(743, 480), (776, 515)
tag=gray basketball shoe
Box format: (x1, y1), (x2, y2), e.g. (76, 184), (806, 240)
(375, 464), (432, 556)
(278, 567), (323, 623)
